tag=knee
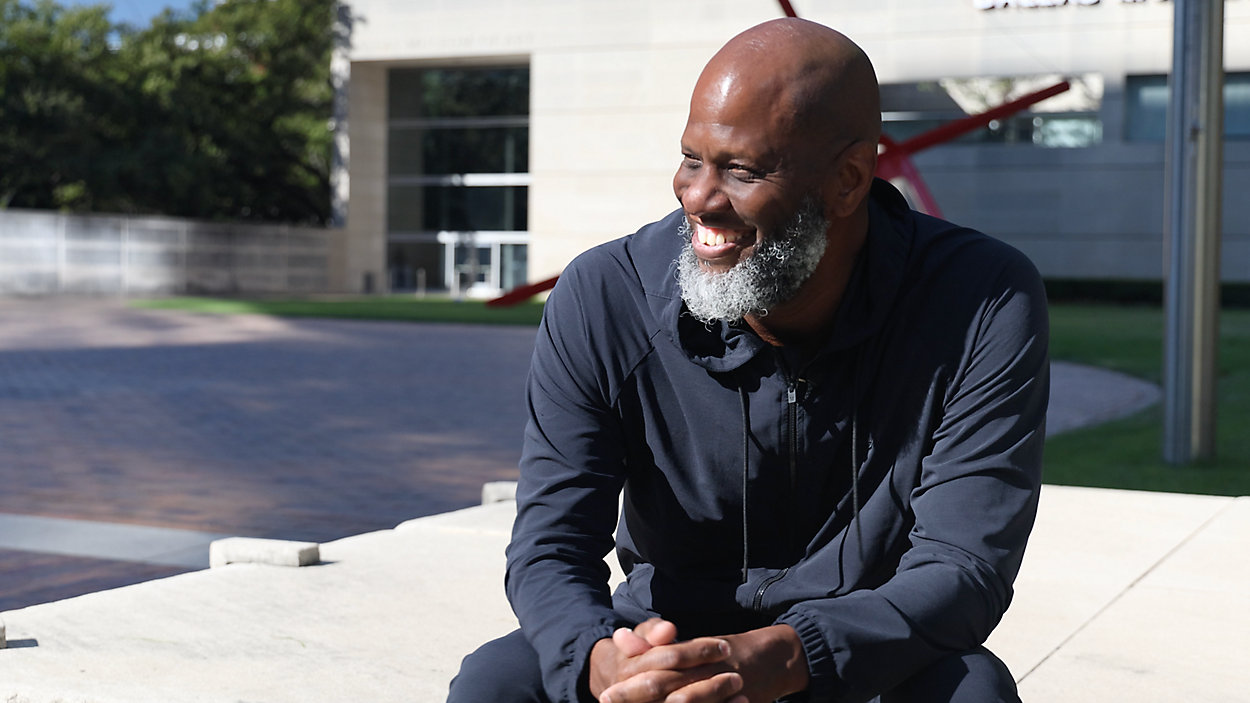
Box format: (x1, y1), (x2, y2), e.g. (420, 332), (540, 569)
(882, 647), (1019, 703)
(447, 629), (546, 703)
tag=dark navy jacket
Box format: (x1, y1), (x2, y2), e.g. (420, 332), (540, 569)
(505, 180), (1049, 703)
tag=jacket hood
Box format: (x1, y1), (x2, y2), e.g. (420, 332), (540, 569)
(639, 179), (914, 372)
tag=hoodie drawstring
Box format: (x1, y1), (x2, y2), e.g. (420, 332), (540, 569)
(739, 385), (750, 584)
(850, 345), (866, 562)
(851, 407), (864, 561)
(737, 344), (866, 586)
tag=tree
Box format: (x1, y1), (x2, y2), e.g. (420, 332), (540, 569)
(0, 0), (335, 224)
(0, 0), (128, 211)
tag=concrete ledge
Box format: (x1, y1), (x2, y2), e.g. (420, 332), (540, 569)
(209, 538), (320, 568)
(481, 480), (518, 505)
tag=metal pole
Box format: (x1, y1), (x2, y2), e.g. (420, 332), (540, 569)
(329, 1), (353, 228)
(1163, 0), (1224, 464)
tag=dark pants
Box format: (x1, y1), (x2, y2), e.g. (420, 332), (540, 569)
(447, 628), (1021, 703)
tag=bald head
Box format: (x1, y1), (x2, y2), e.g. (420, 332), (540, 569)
(674, 20), (881, 335)
(695, 18), (881, 151)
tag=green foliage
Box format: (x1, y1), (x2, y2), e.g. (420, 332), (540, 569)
(1045, 304), (1250, 496)
(0, 0), (335, 223)
(0, 0), (121, 209)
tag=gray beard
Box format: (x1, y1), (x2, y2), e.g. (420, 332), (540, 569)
(677, 198), (829, 324)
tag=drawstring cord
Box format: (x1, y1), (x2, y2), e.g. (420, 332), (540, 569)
(850, 344), (866, 562)
(737, 342), (866, 585)
(851, 407), (864, 561)
(739, 385), (750, 584)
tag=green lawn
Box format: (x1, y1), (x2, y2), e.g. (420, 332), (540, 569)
(134, 296), (546, 326)
(134, 297), (1249, 496)
(1045, 304), (1250, 496)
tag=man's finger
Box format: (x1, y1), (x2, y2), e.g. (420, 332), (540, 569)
(599, 665), (733, 703)
(629, 637), (729, 674)
(665, 672), (744, 703)
(633, 618), (678, 647)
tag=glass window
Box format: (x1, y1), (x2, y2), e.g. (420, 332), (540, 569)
(386, 64), (530, 293)
(1033, 116), (1104, 148)
(388, 125), (529, 176)
(1125, 75), (1170, 143)
(881, 74), (1103, 148)
(453, 244), (492, 285)
(388, 185), (526, 232)
(1229, 78), (1250, 138)
(1126, 72), (1250, 142)
(501, 243), (527, 291)
(389, 66), (529, 120)
(388, 241), (444, 290)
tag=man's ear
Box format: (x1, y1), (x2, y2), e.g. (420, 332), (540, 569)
(825, 141), (877, 219)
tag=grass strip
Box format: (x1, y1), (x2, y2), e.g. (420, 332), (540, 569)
(1045, 304), (1250, 496)
(133, 296), (546, 326)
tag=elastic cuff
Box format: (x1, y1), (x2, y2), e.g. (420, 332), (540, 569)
(776, 609), (838, 702)
(566, 623), (620, 703)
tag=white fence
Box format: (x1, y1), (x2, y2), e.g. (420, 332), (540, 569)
(0, 209), (333, 296)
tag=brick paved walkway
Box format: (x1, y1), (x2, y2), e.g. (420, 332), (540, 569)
(0, 299), (536, 610)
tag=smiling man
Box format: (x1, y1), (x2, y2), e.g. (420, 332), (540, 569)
(448, 18), (1048, 703)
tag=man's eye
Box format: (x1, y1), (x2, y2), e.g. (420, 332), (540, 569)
(728, 165), (761, 181)
(681, 156), (701, 170)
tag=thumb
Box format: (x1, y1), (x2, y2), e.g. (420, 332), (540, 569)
(611, 627), (652, 657)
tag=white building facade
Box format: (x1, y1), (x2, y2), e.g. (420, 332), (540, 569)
(333, 0), (1250, 296)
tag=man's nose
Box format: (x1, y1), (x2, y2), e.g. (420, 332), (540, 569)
(679, 167), (730, 215)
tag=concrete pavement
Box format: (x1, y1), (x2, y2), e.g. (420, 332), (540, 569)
(0, 487), (1245, 702)
(0, 514), (229, 568)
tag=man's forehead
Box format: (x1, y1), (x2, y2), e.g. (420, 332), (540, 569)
(701, 39), (795, 95)
(692, 59), (790, 116)
(687, 69), (800, 143)
(708, 72), (737, 105)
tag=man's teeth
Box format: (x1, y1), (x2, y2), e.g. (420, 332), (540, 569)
(696, 225), (739, 246)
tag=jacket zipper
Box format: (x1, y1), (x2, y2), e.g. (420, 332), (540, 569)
(750, 377), (805, 611)
(754, 362), (805, 610)
(787, 380), (802, 494)
(752, 567), (789, 611)
(787, 377), (807, 559)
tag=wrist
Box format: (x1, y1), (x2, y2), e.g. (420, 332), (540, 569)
(757, 624), (810, 697)
(586, 636), (615, 698)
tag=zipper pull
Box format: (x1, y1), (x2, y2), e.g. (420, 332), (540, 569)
(787, 378), (806, 405)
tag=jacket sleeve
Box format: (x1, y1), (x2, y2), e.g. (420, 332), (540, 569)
(775, 254), (1050, 702)
(505, 265), (632, 703)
